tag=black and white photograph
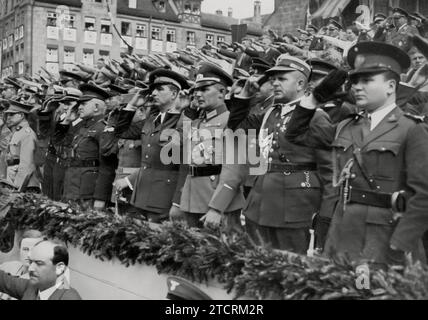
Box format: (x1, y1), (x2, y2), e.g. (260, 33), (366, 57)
(1, 0), (428, 306)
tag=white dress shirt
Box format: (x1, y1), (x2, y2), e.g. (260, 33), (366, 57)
(38, 282), (62, 300)
(368, 103), (397, 131)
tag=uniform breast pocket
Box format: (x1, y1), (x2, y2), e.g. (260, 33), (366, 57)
(79, 169), (99, 198)
(147, 174), (178, 209)
(365, 141), (401, 180)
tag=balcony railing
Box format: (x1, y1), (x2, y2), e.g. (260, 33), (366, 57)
(100, 33), (112, 46)
(151, 39), (163, 52)
(47, 26), (59, 40)
(84, 30), (97, 44)
(63, 28), (77, 42)
(135, 37), (148, 50)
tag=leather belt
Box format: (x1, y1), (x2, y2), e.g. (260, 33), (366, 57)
(267, 162), (317, 173)
(189, 165), (222, 177)
(7, 159), (19, 166)
(67, 159), (100, 168)
(347, 187), (407, 211)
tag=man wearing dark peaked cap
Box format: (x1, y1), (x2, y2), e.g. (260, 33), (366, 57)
(285, 41), (428, 266)
(217, 55), (335, 254)
(113, 68), (191, 222)
(61, 84), (116, 210)
(4, 100), (40, 191)
(386, 7), (420, 52)
(173, 62), (245, 231)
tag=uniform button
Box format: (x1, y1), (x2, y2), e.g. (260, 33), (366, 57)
(362, 194), (366, 198)
(268, 157), (273, 162)
(145, 155), (149, 159)
(277, 124), (280, 127)
(151, 133), (154, 137)
(381, 147), (386, 151)
(273, 141), (277, 145)
(143, 166), (147, 170)
(301, 182), (306, 187)
(147, 144), (151, 147)
(351, 173), (356, 179)
(210, 175), (216, 181)
(270, 148), (274, 152)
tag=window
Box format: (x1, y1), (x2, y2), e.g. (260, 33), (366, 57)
(47, 12), (57, 27)
(64, 15), (75, 28)
(159, 1), (165, 12)
(151, 26), (161, 40)
(166, 28), (175, 42)
(136, 24), (147, 37)
(83, 49), (94, 66)
(64, 47), (75, 63)
(46, 47), (58, 62)
(184, 2), (191, 13)
(186, 31), (195, 45)
(101, 19), (110, 33)
(85, 17), (96, 31)
(129, 0), (137, 8)
(121, 22), (131, 36)
(192, 4), (200, 14)
(217, 35), (225, 43)
(206, 33), (214, 44)
(99, 50), (109, 59)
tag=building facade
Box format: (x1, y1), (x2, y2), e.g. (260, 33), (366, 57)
(0, 0), (263, 78)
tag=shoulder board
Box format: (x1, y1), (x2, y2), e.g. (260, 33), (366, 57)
(404, 113), (426, 123)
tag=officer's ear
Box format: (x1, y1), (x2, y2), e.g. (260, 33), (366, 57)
(55, 262), (65, 276)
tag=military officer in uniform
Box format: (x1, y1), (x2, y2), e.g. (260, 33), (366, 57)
(4, 100), (40, 191)
(221, 55), (335, 253)
(285, 41), (428, 266)
(173, 62), (245, 230)
(62, 84), (116, 211)
(113, 69), (190, 222)
(38, 88), (82, 200)
(386, 8), (420, 52)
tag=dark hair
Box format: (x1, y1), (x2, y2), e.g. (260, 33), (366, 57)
(347, 25), (359, 36)
(382, 70), (400, 92)
(52, 245), (69, 266)
(33, 240), (69, 266)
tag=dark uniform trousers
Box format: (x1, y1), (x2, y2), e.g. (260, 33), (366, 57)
(223, 99), (335, 254)
(62, 115), (116, 204)
(285, 105), (428, 264)
(115, 108), (183, 222)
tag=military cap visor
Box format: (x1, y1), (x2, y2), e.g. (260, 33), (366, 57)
(59, 70), (84, 82)
(327, 20), (343, 30)
(4, 100), (33, 114)
(149, 69), (189, 91)
(306, 24), (319, 32)
(194, 62), (233, 89)
(108, 84), (129, 95)
(347, 41), (411, 77)
(266, 55), (312, 79)
(3, 77), (21, 90)
(78, 83), (111, 102)
(393, 7), (409, 18)
(308, 59), (338, 76)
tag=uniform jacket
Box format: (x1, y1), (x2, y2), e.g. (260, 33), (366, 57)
(386, 24), (420, 52)
(177, 103), (245, 214)
(115, 108), (182, 214)
(0, 270), (81, 300)
(6, 120), (40, 189)
(63, 115), (116, 202)
(0, 125), (11, 179)
(285, 105), (428, 263)
(215, 98), (334, 228)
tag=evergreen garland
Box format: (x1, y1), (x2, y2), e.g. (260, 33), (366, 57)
(2, 189), (428, 300)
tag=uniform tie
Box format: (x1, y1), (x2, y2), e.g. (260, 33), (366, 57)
(361, 113), (372, 139)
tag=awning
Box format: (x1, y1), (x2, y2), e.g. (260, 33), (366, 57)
(312, 0), (352, 19)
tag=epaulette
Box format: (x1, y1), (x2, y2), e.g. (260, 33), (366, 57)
(404, 112), (426, 123)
